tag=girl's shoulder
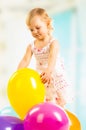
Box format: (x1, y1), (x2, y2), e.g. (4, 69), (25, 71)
(27, 40), (34, 49)
(49, 38), (60, 48)
(49, 37), (59, 44)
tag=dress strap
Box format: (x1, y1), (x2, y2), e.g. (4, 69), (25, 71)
(48, 38), (56, 46)
(29, 41), (34, 51)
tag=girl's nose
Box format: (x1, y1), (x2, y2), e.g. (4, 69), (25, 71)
(33, 29), (37, 34)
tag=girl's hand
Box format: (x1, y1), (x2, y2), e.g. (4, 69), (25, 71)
(40, 69), (52, 84)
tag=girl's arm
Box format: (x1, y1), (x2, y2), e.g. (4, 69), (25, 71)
(40, 40), (60, 84)
(48, 40), (60, 72)
(17, 44), (33, 70)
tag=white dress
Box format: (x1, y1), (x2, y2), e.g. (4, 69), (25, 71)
(31, 39), (73, 106)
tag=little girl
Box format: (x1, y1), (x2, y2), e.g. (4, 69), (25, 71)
(17, 8), (72, 107)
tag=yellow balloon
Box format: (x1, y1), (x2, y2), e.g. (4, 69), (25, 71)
(65, 110), (81, 130)
(7, 68), (45, 120)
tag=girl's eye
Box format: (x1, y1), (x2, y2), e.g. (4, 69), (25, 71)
(30, 29), (33, 32)
(36, 27), (40, 29)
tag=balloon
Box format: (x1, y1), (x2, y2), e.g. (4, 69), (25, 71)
(7, 68), (45, 119)
(0, 106), (18, 117)
(24, 102), (69, 130)
(0, 116), (24, 130)
(66, 110), (81, 130)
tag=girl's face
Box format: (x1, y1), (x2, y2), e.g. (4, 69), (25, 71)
(29, 15), (49, 40)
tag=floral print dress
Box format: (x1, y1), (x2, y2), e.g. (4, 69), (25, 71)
(31, 39), (73, 107)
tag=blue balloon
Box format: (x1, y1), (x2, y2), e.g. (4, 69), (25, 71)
(0, 106), (18, 117)
(0, 116), (24, 130)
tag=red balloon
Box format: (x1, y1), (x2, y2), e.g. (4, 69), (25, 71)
(24, 103), (69, 130)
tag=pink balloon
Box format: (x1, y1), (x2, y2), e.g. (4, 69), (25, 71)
(24, 102), (69, 130)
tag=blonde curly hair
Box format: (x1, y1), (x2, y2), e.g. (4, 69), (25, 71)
(26, 8), (53, 33)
